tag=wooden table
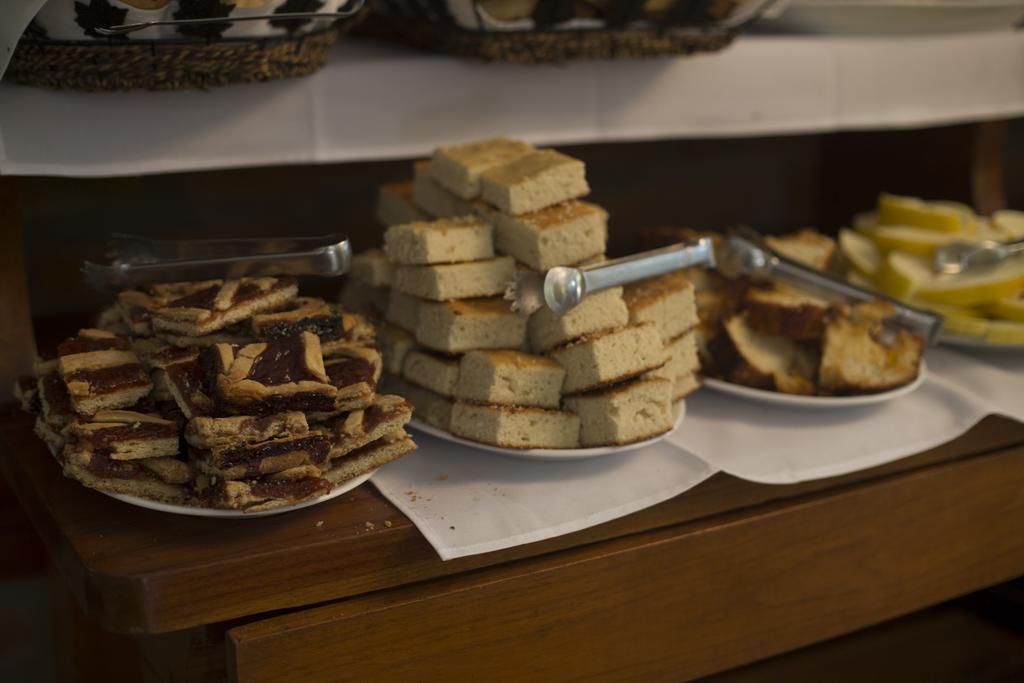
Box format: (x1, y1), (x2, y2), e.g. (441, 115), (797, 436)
(5, 409), (1024, 682)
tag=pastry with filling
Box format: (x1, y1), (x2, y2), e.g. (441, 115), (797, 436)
(549, 322), (666, 395)
(150, 276), (298, 337)
(189, 432), (331, 481)
(384, 216), (494, 265)
(430, 138), (534, 200)
(324, 429), (417, 485)
(68, 410), (180, 460)
(155, 322), (255, 349)
(62, 444), (191, 504)
(563, 377), (674, 447)
(455, 350), (564, 408)
(450, 402), (580, 449)
(320, 394), (414, 460)
(322, 311), (376, 356)
(36, 360), (76, 430)
(250, 297), (344, 342)
(393, 256), (515, 302)
(308, 345), (383, 419)
(57, 329), (152, 415)
(160, 347), (225, 419)
(204, 472), (330, 513)
(377, 180), (428, 227)
(416, 297), (526, 353)
(116, 290), (160, 336)
(216, 332), (338, 414)
(480, 149), (588, 215)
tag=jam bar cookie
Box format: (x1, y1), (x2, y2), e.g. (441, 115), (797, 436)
(68, 410), (180, 460)
(57, 329), (152, 415)
(320, 394), (413, 461)
(150, 277), (298, 337)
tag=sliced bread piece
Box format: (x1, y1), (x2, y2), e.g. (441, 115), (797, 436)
(723, 314), (817, 395)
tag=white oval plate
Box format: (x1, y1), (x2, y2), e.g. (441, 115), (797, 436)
(702, 362), (927, 409)
(408, 402), (686, 461)
(938, 333), (1024, 353)
(47, 445), (375, 518)
(100, 469), (377, 518)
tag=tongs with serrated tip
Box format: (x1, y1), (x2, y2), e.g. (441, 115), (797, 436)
(83, 234), (350, 290)
(506, 238), (716, 316)
(717, 229), (943, 344)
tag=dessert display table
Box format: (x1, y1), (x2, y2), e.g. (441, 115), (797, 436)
(4, 410), (1024, 680)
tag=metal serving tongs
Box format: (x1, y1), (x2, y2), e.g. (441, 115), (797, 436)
(507, 238), (716, 316)
(718, 229), (944, 345)
(83, 233), (351, 290)
(932, 238), (1024, 274)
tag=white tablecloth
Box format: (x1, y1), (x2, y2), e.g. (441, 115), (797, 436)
(371, 345), (1022, 560)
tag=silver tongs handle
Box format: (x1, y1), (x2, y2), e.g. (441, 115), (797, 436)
(719, 235), (944, 344)
(581, 238), (716, 294)
(543, 238), (715, 315)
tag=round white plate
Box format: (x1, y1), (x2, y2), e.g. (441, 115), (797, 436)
(100, 469), (377, 518)
(407, 402), (686, 461)
(938, 333), (1024, 353)
(702, 362), (927, 409)
(47, 445), (375, 518)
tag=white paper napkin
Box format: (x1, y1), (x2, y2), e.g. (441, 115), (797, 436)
(670, 347), (1024, 485)
(371, 429), (715, 561)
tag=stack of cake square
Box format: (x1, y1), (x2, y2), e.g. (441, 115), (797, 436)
(20, 278), (417, 512)
(364, 136), (702, 449)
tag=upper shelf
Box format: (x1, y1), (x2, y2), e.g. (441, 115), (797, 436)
(2, 30), (1024, 178)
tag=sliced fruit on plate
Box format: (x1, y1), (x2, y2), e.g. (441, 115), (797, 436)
(875, 251), (932, 299)
(915, 258), (1024, 306)
(992, 210), (1024, 240)
(877, 193), (966, 234)
(839, 228), (881, 277)
(987, 291), (1024, 322)
(857, 224), (960, 256)
(931, 200), (978, 235)
(915, 301), (990, 337)
(985, 319), (1024, 344)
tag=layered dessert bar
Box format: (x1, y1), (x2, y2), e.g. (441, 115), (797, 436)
(402, 349), (460, 397)
(376, 180), (427, 227)
(36, 359), (75, 430)
(216, 332), (338, 414)
(449, 402), (580, 449)
(413, 161), (477, 219)
(527, 287), (629, 352)
(324, 430), (417, 485)
(381, 375), (453, 431)
(416, 298), (526, 353)
(378, 323), (416, 375)
(550, 322), (666, 395)
(157, 347), (224, 419)
(150, 276), (298, 337)
(623, 273), (698, 342)
(57, 329), (152, 415)
(68, 410), (180, 460)
(116, 290), (159, 336)
(384, 216), (494, 265)
(430, 137), (534, 199)
(320, 394), (413, 460)
(322, 311), (376, 356)
(386, 290), (423, 334)
(393, 256), (515, 301)
(480, 149), (588, 215)
(486, 200), (607, 271)
(316, 345), (382, 416)
(62, 444), (193, 503)
(250, 297), (345, 342)
(455, 350), (564, 408)
(186, 412), (330, 480)
(563, 377), (674, 447)
(155, 323), (255, 349)
(208, 473), (330, 513)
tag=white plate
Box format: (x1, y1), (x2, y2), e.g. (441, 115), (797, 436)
(702, 362), (927, 408)
(938, 333), (1024, 353)
(408, 402), (686, 461)
(47, 445), (375, 518)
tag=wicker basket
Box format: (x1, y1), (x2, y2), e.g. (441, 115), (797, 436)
(6, 30), (341, 92)
(362, 0), (766, 63)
